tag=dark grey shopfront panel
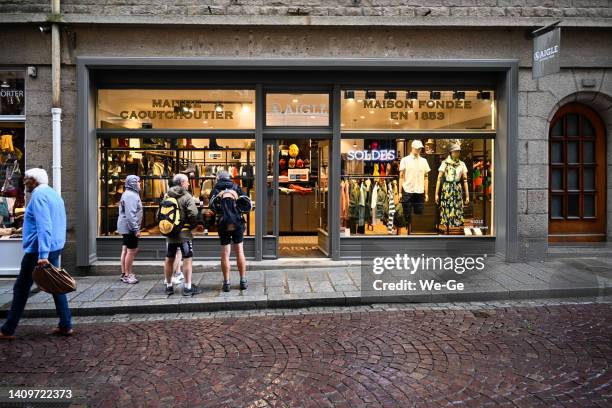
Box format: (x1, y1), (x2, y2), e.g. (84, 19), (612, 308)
(340, 237), (496, 259)
(96, 237), (256, 260)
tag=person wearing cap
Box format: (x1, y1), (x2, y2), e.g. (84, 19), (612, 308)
(117, 175), (143, 284)
(399, 140), (431, 233)
(435, 143), (470, 231)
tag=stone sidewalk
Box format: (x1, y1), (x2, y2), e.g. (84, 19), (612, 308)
(0, 256), (611, 318)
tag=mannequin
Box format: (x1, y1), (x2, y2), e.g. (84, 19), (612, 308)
(399, 140), (430, 235)
(435, 144), (470, 233)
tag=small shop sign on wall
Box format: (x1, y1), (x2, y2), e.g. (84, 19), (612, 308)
(532, 22), (561, 79)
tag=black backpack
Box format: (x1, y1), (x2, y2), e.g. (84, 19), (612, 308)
(216, 189), (243, 232)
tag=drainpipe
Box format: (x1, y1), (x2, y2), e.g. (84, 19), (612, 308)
(51, 0), (61, 195)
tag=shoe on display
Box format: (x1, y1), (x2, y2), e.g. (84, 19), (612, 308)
(182, 284), (202, 297)
(165, 284), (174, 296)
(172, 271), (184, 285)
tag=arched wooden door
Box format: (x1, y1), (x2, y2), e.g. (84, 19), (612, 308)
(549, 103), (607, 242)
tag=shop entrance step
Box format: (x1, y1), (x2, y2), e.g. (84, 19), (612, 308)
(88, 259), (363, 276)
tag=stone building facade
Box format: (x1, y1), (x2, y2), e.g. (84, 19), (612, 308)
(0, 0), (610, 272)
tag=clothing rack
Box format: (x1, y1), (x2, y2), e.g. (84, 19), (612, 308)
(341, 175), (397, 179)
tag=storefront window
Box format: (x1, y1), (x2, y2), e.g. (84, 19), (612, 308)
(0, 71), (25, 116)
(98, 137), (256, 238)
(0, 123), (25, 237)
(341, 137), (493, 236)
(341, 90), (495, 131)
(266, 93), (330, 126)
(96, 89), (255, 129)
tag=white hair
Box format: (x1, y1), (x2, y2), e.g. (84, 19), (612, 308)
(24, 168), (49, 185)
(173, 173), (188, 186)
(216, 170), (230, 181)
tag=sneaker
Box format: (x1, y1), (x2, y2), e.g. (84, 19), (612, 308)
(51, 327), (75, 337)
(239, 279), (248, 291)
(124, 274), (139, 284)
(182, 284), (202, 297)
(222, 282), (230, 292)
(0, 331), (16, 340)
(172, 270), (184, 285)
(165, 284), (174, 296)
(120, 274), (128, 283)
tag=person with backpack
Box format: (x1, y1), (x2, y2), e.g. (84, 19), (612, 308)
(158, 173), (202, 296)
(117, 175), (142, 284)
(209, 170), (249, 292)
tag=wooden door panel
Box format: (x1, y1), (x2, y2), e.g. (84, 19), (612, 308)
(548, 103), (606, 242)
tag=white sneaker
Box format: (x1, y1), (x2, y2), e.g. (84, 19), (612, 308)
(172, 271), (184, 285)
(124, 274), (139, 284)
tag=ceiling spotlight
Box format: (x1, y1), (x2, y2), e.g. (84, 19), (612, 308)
(407, 91), (418, 100)
(477, 91), (491, 100)
(430, 91), (441, 100)
(365, 90), (376, 100)
(384, 91), (397, 100)
(453, 91), (465, 100)
(344, 90), (355, 100)
(241, 104), (250, 113)
(38, 25), (51, 33)
(215, 102), (223, 112)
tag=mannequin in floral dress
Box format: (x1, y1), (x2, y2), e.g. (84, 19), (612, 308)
(434, 144), (470, 233)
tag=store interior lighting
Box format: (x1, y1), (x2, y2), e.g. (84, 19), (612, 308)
(344, 90), (355, 100)
(384, 91), (397, 100)
(453, 91), (465, 100)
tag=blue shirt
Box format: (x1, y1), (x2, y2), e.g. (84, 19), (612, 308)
(22, 184), (66, 259)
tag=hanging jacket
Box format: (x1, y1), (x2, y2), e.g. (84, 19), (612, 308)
(348, 181), (360, 220)
(387, 181), (396, 233)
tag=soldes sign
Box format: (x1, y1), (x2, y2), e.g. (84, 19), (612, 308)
(347, 149), (396, 161)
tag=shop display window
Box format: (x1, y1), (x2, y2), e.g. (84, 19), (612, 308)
(0, 123), (24, 238)
(98, 137), (256, 238)
(341, 90), (495, 131)
(340, 137), (493, 237)
(96, 89), (255, 129)
(0, 71), (25, 116)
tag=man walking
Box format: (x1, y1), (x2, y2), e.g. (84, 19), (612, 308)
(209, 170), (248, 292)
(117, 175), (142, 284)
(0, 168), (72, 339)
(162, 174), (202, 296)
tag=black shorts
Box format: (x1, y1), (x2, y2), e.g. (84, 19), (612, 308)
(122, 233), (139, 249)
(166, 240), (193, 259)
(219, 227), (244, 246)
(402, 192), (425, 222)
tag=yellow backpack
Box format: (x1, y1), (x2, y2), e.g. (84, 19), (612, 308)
(157, 196), (183, 236)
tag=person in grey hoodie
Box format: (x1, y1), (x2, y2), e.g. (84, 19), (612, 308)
(117, 175), (143, 284)
(163, 173), (203, 296)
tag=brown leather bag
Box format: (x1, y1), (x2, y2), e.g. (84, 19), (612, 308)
(33, 263), (77, 294)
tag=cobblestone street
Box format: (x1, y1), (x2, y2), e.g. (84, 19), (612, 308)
(1, 299), (610, 407)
